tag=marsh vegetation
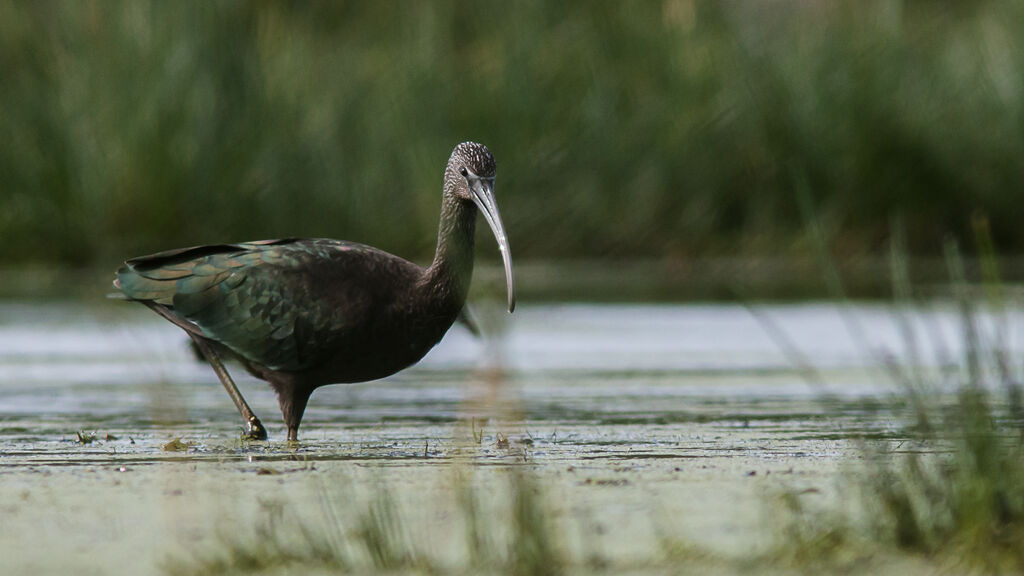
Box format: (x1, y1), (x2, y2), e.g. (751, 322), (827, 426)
(4, 2), (1024, 273)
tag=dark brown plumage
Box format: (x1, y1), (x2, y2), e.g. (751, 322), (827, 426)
(114, 142), (514, 441)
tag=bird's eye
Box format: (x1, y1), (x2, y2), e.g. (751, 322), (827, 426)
(459, 167), (468, 177)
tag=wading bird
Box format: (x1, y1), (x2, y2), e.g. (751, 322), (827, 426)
(114, 142), (514, 441)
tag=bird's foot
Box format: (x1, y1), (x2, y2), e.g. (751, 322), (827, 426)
(242, 416), (268, 441)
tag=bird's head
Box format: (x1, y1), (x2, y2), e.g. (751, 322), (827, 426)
(445, 142), (515, 313)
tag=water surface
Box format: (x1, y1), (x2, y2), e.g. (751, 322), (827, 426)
(0, 301), (1018, 575)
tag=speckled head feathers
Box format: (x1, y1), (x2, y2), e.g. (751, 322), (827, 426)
(448, 142), (496, 179)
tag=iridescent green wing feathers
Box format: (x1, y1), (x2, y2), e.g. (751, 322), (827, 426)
(115, 239), (375, 371)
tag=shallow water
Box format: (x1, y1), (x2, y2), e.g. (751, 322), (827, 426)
(3, 301), (1018, 422)
(0, 301), (984, 455)
(0, 300), (1020, 574)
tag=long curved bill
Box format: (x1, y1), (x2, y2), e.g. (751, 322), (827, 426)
(470, 178), (516, 313)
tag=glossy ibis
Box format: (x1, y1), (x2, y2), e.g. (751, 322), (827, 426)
(114, 142), (514, 441)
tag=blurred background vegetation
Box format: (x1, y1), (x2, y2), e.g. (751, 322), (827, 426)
(1, 1), (1023, 297)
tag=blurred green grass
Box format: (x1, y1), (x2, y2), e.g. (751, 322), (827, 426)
(2, 1), (1023, 270)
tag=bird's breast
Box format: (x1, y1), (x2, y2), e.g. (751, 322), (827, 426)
(298, 301), (459, 386)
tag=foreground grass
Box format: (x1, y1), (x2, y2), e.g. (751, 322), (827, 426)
(164, 467), (567, 576)
(775, 389), (1024, 574)
(771, 231), (1024, 574)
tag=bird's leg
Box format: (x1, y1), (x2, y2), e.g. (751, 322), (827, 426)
(269, 378), (312, 443)
(284, 391), (311, 443)
(188, 334), (268, 440)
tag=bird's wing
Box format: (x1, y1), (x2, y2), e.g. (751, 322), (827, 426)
(115, 239), (381, 371)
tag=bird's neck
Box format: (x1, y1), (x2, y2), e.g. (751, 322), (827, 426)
(424, 195), (476, 310)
